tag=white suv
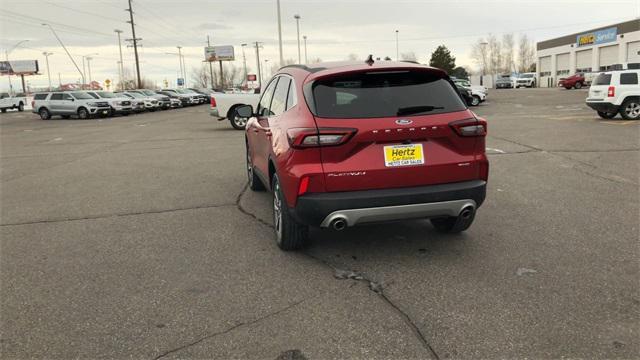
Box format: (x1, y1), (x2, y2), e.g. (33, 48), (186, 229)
(32, 91), (111, 120)
(586, 70), (640, 120)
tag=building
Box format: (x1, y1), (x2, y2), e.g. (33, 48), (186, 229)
(536, 19), (640, 87)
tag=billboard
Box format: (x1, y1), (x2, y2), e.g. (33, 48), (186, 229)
(577, 27), (617, 47)
(0, 60), (39, 75)
(205, 45), (235, 61)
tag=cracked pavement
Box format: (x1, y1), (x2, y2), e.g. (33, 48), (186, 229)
(1, 89), (638, 359)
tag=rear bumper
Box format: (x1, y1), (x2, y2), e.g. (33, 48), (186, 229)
(586, 101), (619, 113)
(291, 180), (486, 227)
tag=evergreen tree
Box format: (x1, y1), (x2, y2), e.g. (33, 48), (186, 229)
(429, 45), (456, 74)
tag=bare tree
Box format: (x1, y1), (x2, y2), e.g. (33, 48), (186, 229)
(502, 33), (515, 73)
(517, 34), (536, 73)
(470, 39), (489, 75)
(487, 34), (502, 75)
(401, 52), (418, 62)
(190, 65), (211, 89)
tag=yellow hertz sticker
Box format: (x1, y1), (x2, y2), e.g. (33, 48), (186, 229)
(384, 144), (424, 167)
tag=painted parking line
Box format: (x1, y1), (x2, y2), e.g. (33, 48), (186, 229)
(600, 120), (638, 125)
(486, 147), (506, 154)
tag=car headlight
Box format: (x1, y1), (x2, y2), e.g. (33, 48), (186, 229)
(86, 102), (99, 106)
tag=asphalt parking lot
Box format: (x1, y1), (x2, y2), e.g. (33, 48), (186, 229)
(1, 89), (638, 359)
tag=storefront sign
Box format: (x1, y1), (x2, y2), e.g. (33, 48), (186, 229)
(577, 27), (617, 47)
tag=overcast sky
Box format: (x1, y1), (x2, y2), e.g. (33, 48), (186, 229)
(1, 0), (638, 90)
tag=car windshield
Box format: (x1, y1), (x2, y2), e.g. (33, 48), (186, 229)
(176, 89), (190, 94)
(520, 74), (534, 78)
(141, 90), (156, 96)
(593, 74), (612, 85)
(70, 92), (94, 100)
(311, 70), (466, 118)
(86, 92), (100, 99)
(127, 92), (144, 98)
(96, 91), (116, 98)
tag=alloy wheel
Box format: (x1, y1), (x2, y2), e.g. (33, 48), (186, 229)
(625, 102), (640, 119)
(273, 182), (283, 241)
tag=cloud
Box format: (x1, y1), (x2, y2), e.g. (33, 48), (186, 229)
(193, 23), (232, 31)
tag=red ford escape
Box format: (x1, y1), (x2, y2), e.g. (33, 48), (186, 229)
(238, 59), (488, 250)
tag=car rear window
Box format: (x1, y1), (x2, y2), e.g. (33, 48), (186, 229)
(34, 93), (48, 100)
(311, 70), (466, 118)
(593, 74), (612, 85)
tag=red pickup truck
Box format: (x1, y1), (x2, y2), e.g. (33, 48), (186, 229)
(558, 73), (586, 89)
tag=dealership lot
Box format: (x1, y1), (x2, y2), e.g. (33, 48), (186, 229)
(1, 88), (638, 358)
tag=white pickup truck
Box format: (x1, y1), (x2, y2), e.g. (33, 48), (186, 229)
(0, 92), (26, 113)
(210, 92), (260, 130)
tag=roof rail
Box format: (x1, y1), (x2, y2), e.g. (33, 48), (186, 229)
(279, 64), (311, 71)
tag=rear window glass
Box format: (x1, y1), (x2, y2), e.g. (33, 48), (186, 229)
(50, 93), (63, 100)
(593, 74), (612, 85)
(34, 93), (48, 100)
(620, 73), (638, 85)
(312, 71), (466, 118)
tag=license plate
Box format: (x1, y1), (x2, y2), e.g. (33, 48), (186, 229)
(384, 144), (424, 167)
(102, 110), (109, 114)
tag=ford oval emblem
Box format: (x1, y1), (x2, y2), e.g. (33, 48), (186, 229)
(395, 119), (413, 125)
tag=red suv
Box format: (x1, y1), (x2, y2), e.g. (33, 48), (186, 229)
(238, 60), (488, 250)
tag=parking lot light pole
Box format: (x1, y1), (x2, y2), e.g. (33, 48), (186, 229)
(177, 46), (185, 87)
(42, 52), (53, 91)
(241, 44), (248, 87)
(294, 15), (301, 64)
(86, 56), (94, 88)
(5, 40), (29, 93)
(276, 0), (284, 66)
(480, 41), (488, 86)
(303, 35), (308, 64)
(81, 53), (98, 89)
(114, 30), (124, 91)
(395, 30), (399, 61)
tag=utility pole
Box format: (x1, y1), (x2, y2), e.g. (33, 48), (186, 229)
(115, 29), (124, 91)
(177, 46), (184, 87)
(126, 0), (142, 88)
(219, 60), (224, 90)
(58, 72), (62, 87)
(42, 24), (84, 87)
(42, 52), (53, 91)
(303, 35), (308, 64)
(276, 0), (284, 66)
(254, 42), (263, 90)
(207, 35), (215, 90)
(241, 44), (248, 88)
(294, 14), (301, 64)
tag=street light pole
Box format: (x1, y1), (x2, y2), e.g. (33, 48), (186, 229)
(81, 53), (98, 89)
(254, 42), (263, 90)
(294, 14), (301, 64)
(5, 40), (29, 93)
(177, 46), (184, 87)
(480, 41), (488, 86)
(303, 35), (308, 64)
(395, 30), (399, 61)
(276, 0), (284, 66)
(86, 56), (94, 88)
(114, 29), (124, 91)
(42, 52), (53, 91)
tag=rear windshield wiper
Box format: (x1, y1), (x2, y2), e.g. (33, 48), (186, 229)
(396, 105), (444, 116)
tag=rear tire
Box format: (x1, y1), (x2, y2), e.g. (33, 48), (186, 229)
(229, 107), (248, 130)
(574, 82), (583, 89)
(430, 210), (476, 234)
(246, 144), (265, 191)
(1, 108), (6, 113)
(620, 98), (640, 120)
(39, 108), (51, 120)
(470, 95), (480, 106)
(18, 102), (24, 111)
(272, 175), (308, 251)
(597, 111), (616, 119)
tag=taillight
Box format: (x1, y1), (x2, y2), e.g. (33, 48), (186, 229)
(286, 128), (357, 148)
(449, 118), (487, 137)
(31, 100), (35, 108)
(607, 86), (615, 97)
(298, 176), (310, 195)
(210, 96), (217, 108)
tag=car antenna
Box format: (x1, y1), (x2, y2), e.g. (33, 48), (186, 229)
(365, 55), (374, 66)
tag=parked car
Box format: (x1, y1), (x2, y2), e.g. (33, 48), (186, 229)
(128, 90), (172, 109)
(454, 83), (477, 106)
(559, 73), (586, 89)
(187, 88), (212, 102)
(515, 73), (536, 88)
(85, 91), (133, 116)
(155, 90), (185, 107)
(31, 91), (111, 120)
(161, 89), (200, 106)
(240, 60), (488, 250)
(586, 70), (640, 120)
(209, 92), (260, 129)
(495, 74), (514, 89)
(452, 78), (487, 105)
(117, 91), (160, 111)
(0, 92), (26, 112)
(180, 88), (207, 104)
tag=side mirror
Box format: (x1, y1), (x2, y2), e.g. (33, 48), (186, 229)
(235, 104), (254, 118)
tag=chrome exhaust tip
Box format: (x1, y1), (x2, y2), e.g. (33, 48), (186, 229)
(330, 218), (347, 231)
(459, 205), (475, 219)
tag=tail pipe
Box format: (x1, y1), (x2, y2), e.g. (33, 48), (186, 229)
(459, 205), (476, 220)
(330, 217), (347, 231)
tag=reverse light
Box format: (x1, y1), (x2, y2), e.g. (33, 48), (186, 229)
(298, 176), (310, 195)
(449, 118), (487, 137)
(286, 128), (357, 148)
(607, 86), (615, 97)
